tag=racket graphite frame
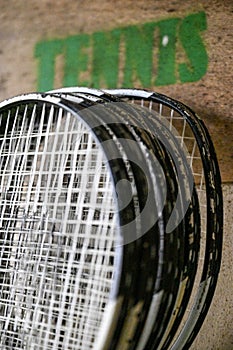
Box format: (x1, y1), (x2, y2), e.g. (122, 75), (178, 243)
(49, 88), (200, 350)
(0, 92), (162, 350)
(104, 88), (223, 350)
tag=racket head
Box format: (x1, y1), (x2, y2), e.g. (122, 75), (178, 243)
(48, 87), (199, 349)
(0, 93), (144, 349)
(0, 92), (167, 350)
(0, 87), (223, 349)
(48, 91), (171, 349)
(104, 88), (223, 350)
(102, 96), (199, 350)
(116, 101), (200, 350)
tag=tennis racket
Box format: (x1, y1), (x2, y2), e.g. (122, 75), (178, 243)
(104, 88), (223, 350)
(49, 87), (200, 350)
(0, 87), (223, 350)
(0, 92), (164, 350)
(47, 90), (181, 349)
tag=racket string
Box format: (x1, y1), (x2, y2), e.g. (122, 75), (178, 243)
(0, 103), (119, 349)
(0, 89), (222, 350)
(112, 93), (211, 350)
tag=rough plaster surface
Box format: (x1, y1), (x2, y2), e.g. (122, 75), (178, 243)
(191, 184), (233, 350)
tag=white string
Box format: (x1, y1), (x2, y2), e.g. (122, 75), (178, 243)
(0, 103), (118, 349)
(123, 96), (207, 350)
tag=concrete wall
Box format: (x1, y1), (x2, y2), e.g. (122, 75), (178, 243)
(0, 1), (232, 348)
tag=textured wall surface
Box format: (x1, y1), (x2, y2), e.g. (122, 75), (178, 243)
(0, 1), (232, 349)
